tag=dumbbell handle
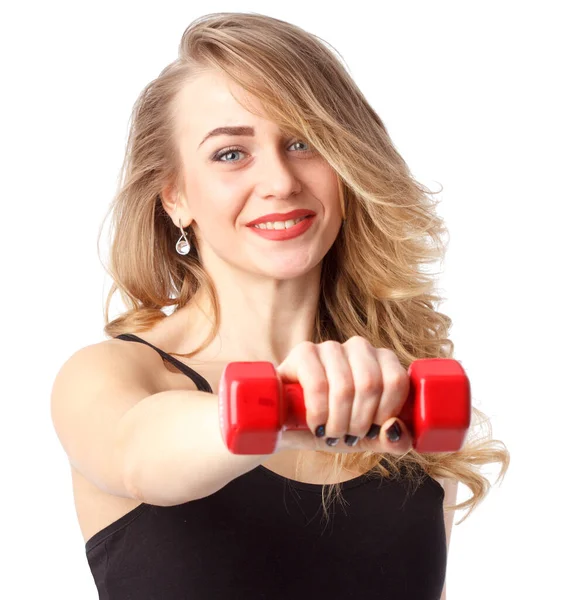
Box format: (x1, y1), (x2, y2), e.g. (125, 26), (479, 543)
(219, 358), (471, 454)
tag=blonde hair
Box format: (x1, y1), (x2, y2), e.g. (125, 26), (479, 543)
(100, 12), (509, 526)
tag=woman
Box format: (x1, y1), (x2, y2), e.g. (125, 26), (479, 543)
(50, 12), (509, 600)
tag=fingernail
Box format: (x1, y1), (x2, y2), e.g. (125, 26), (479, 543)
(344, 435), (359, 447)
(385, 421), (402, 443)
(315, 425), (326, 438)
(365, 424), (381, 440)
(326, 437), (339, 447)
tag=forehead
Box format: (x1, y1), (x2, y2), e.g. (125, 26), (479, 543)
(174, 70), (266, 144)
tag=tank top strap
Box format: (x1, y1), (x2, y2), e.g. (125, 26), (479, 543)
(115, 333), (213, 393)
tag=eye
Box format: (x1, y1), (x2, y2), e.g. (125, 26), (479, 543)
(212, 146), (243, 163)
(211, 140), (316, 163)
(290, 141), (311, 152)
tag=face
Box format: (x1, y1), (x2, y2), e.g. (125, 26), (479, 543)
(168, 69), (343, 281)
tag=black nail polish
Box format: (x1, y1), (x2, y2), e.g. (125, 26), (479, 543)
(366, 424), (381, 440)
(326, 437), (339, 447)
(344, 435), (359, 447)
(315, 425), (326, 438)
(386, 422), (402, 443)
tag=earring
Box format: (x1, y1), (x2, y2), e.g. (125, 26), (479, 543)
(175, 218), (191, 255)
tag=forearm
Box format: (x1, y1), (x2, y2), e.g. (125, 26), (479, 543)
(117, 389), (276, 506)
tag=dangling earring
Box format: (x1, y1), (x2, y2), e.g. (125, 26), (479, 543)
(175, 218), (191, 255)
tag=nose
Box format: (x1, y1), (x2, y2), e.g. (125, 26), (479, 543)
(254, 148), (302, 200)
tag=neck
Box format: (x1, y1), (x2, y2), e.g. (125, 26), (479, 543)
(176, 262), (323, 365)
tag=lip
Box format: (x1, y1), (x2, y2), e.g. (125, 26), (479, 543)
(245, 209), (316, 227)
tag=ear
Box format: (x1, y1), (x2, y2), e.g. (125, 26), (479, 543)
(160, 180), (193, 228)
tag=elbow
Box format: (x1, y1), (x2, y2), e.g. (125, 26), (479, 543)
(119, 452), (145, 502)
(122, 467), (145, 503)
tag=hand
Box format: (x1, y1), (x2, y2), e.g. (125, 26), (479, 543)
(275, 336), (414, 455)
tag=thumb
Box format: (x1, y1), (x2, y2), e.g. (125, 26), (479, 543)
(379, 417), (413, 454)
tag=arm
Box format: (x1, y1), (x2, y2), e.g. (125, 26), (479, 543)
(440, 478), (459, 600)
(50, 342), (278, 507)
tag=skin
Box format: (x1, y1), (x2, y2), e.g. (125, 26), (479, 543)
(159, 69), (413, 455)
(158, 73), (446, 594)
(160, 69), (343, 366)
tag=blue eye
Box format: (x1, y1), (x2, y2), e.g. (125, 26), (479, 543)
(213, 147), (242, 162)
(211, 140), (314, 163)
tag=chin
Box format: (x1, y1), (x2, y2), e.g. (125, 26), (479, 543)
(256, 257), (322, 280)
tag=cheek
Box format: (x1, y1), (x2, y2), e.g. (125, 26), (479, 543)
(314, 165), (341, 209)
(191, 194), (244, 233)
(182, 168), (242, 243)
(187, 176), (243, 222)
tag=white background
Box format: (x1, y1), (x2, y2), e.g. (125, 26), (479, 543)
(1, 1), (584, 598)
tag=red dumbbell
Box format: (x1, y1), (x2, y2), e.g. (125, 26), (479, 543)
(218, 358), (471, 455)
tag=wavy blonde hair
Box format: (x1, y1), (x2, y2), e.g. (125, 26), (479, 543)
(100, 12), (509, 526)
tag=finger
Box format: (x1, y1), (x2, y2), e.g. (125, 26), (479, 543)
(372, 348), (411, 426)
(343, 338), (383, 442)
(379, 416), (413, 455)
(275, 342), (329, 438)
(316, 340), (355, 442)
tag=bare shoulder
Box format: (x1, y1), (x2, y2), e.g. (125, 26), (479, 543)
(50, 336), (172, 494)
(439, 477), (459, 500)
(429, 477), (459, 508)
(53, 336), (167, 396)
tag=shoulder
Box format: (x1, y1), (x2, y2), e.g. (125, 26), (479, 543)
(438, 477), (459, 504)
(430, 476), (459, 502)
(52, 337), (166, 397)
(50, 338), (167, 498)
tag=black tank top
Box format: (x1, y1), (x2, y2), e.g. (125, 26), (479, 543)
(85, 333), (447, 599)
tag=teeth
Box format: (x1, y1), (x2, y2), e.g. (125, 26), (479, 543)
(254, 216), (308, 230)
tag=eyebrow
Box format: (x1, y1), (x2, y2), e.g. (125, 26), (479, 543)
(198, 126), (255, 149)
